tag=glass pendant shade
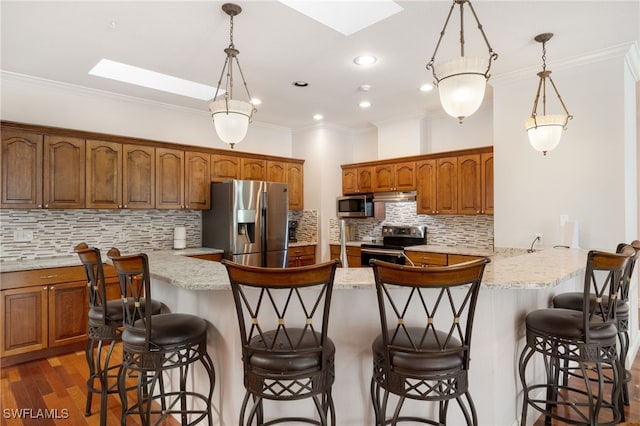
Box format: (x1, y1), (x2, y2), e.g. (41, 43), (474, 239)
(209, 99), (253, 146)
(525, 114), (567, 155)
(436, 57), (488, 122)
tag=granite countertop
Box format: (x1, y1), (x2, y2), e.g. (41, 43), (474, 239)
(0, 245), (589, 291)
(288, 241), (317, 247)
(0, 247), (223, 273)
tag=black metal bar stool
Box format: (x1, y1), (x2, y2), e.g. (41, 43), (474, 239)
(552, 240), (640, 408)
(222, 259), (339, 426)
(108, 249), (216, 426)
(519, 247), (634, 426)
(369, 257), (490, 426)
(74, 243), (163, 426)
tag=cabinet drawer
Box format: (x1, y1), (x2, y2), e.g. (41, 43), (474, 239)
(1, 266), (87, 291)
(289, 245), (316, 257)
(447, 254), (485, 265)
(188, 253), (223, 262)
(405, 251), (447, 266)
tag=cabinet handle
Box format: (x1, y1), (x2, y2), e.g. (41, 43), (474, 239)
(39, 274), (58, 279)
(43, 286), (48, 290)
(119, 204), (123, 208)
(476, 210), (480, 214)
(38, 204), (42, 208)
(45, 204), (49, 208)
(50, 286), (54, 290)
(124, 204), (128, 208)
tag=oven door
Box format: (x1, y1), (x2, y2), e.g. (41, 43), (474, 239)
(360, 247), (406, 267)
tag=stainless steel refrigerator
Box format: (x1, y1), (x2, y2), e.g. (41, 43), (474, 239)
(202, 180), (289, 267)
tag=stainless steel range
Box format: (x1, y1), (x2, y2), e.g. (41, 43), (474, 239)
(360, 225), (426, 266)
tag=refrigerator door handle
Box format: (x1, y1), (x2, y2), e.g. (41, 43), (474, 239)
(261, 190), (268, 267)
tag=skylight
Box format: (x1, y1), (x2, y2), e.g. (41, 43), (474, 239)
(278, 1), (403, 36)
(88, 59), (219, 101)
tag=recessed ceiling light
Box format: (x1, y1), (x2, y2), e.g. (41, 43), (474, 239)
(419, 83), (434, 92)
(313, 114), (324, 120)
(354, 55), (377, 66)
(250, 98), (262, 105)
(358, 84), (372, 92)
(88, 59), (218, 100)
(359, 101), (371, 109)
(293, 81), (309, 87)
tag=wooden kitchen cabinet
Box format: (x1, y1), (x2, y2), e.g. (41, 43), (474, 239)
(156, 148), (184, 209)
(212, 154), (240, 182)
(0, 266), (88, 361)
(373, 161), (415, 193)
(457, 154), (482, 215)
(287, 245), (316, 267)
(342, 166), (374, 195)
(405, 251), (448, 267)
(44, 135), (85, 209)
(267, 160), (304, 210)
(185, 151), (211, 210)
(448, 254), (485, 265)
(267, 160), (287, 183)
(241, 158), (266, 180)
(188, 253), (223, 262)
(416, 157), (457, 215)
(86, 141), (156, 209)
(481, 152), (494, 215)
(1, 130), (43, 208)
(329, 244), (362, 267)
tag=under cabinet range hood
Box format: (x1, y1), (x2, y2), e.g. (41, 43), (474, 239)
(372, 191), (416, 202)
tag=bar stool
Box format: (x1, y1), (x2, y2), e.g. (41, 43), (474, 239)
(74, 243), (163, 426)
(222, 259), (339, 426)
(369, 258), (489, 426)
(108, 250), (216, 426)
(519, 247), (634, 426)
(552, 240), (640, 406)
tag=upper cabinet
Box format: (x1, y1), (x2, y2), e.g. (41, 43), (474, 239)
(185, 151), (211, 210)
(241, 158), (266, 181)
(156, 148), (211, 210)
(43, 135), (85, 209)
(211, 154), (240, 182)
(1, 130), (43, 208)
(343, 147), (493, 215)
(373, 161), (416, 192)
(123, 145), (155, 209)
(342, 166), (374, 195)
(267, 160), (304, 210)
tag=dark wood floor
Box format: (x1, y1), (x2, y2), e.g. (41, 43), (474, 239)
(1, 345), (639, 425)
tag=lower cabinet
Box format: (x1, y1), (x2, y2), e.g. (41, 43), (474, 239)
(404, 251), (484, 267)
(287, 245), (316, 267)
(329, 245), (362, 267)
(0, 266), (89, 359)
(188, 253), (223, 262)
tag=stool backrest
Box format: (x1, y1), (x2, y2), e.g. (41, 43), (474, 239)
(615, 240), (640, 301)
(371, 258), (489, 370)
(107, 250), (153, 349)
(223, 260), (339, 361)
(75, 243), (108, 324)
(583, 247), (634, 342)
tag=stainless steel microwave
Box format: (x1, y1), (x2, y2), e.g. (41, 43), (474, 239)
(336, 195), (374, 218)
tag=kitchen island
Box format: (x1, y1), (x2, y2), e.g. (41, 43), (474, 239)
(144, 246), (596, 426)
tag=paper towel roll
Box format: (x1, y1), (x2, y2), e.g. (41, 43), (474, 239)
(173, 226), (186, 249)
(562, 220), (579, 248)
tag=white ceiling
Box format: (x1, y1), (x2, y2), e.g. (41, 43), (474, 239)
(1, 1), (639, 131)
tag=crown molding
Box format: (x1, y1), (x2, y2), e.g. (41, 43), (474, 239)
(492, 42), (636, 86)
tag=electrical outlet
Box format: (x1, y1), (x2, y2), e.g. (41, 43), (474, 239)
(535, 233), (543, 246)
(118, 231), (127, 243)
(13, 230), (33, 241)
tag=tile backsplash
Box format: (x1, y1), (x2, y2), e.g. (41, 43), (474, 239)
(329, 201), (494, 249)
(0, 209), (319, 261)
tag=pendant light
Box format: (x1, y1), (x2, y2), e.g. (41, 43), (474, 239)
(426, 0), (498, 123)
(209, 3), (256, 149)
(524, 33), (573, 156)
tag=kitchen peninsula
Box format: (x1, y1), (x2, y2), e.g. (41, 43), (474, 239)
(140, 246), (587, 426)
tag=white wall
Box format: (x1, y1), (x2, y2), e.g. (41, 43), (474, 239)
(493, 55), (630, 250)
(0, 72), (293, 157)
(427, 104), (493, 153)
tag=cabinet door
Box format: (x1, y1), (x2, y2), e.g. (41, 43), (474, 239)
(211, 154), (240, 182)
(395, 161), (416, 191)
(48, 281), (88, 347)
(185, 151), (211, 210)
(373, 164), (395, 192)
(481, 152), (494, 215)
(123, 145), (155, 209)
(435, 157), (457, 214)
(86, 140), (122, 209)
(341, 167), (358, 195)
(287, 163), (304, 210)
(155, 148), (184, 209)
(457, 154), (481, 215)
(416, 159), (436, 214)
(0, 286), (48, 357)
(241, 158), (266, 180)
(267, 160), (287, 183)
(43, 135), (85, 208)
(357, 167), (374, 193)
(1, 130), (43, 208)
